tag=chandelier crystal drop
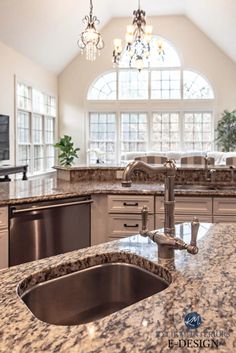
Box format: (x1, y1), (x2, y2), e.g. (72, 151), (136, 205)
(113, 0), (165, 71)
(78, 0), (104, 61)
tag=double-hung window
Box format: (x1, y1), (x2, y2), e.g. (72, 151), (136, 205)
(16, 82), (56, 174)
(88, 113), (116, 164)
(121, 113), (148, 153)
(87, 36), (215, 164)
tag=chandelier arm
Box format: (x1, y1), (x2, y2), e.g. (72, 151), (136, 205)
(92, 16), (100, 25)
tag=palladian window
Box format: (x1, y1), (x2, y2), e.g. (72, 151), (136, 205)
(86, 37), (215, 164)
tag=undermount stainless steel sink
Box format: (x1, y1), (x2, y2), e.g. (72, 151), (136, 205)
(20, 263), (170, 326)
(175, 184), (233, 191)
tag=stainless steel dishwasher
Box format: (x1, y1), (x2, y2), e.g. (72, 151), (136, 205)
(9, 196), (92, 266)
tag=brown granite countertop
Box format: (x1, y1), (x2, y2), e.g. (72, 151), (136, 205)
(54, 164), (235, 171)
(1, 173), (236, 206)
(0, 222), (235, 352)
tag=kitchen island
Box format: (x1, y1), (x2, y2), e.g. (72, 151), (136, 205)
(0, 222), (235, 353)
(1, 172), (236, 206)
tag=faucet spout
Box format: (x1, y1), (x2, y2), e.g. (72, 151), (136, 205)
(121, 160), (169, 187)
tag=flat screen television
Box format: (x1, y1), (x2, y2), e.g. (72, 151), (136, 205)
(0, 115), (10, 161)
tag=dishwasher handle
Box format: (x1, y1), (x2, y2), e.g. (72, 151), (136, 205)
(10, 199), (93, 215)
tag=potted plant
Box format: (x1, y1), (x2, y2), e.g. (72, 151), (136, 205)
(54, 135), (80, 167)
(215, 110), (236, 151)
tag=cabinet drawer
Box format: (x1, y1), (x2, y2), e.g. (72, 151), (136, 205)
(155, 214), (212, 229)
(213, 198), (236, 216)
(213, 216), (236, 223)
(0, 207), (8, 230)
(108, 195), (154, 214)
(155, 196), (212, 215)
(108, 214), (154, 238)
(0, 230), (8, 269)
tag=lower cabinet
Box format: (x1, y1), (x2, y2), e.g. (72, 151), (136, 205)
(213, 198), (236, 216)
(107, 194), (155, 241)
(108, 214), (154, 240)
(0, 207), (8, 270)
(155, 196), (213, 229)
(156, 214), (213, 229)
(0, 230), (8, 269)
(213, 216), (236, 223)
(213, 198), (236, 223)
(92, 194), (236, 245)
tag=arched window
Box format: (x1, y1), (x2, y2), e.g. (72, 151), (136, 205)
(86, 37), (215, 163)
(87, 69), (214, 101)
(183, 70), (214, 99)
(87, 72), (117, 100)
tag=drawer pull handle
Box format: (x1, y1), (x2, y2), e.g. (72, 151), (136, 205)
(123, 202), (138, 207)
(124, 224), (139, 228)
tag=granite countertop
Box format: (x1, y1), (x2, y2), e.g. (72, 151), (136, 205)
(1, 174), (236, 206)
(54, 164), (235, 171)
(0, 222), (235, 352)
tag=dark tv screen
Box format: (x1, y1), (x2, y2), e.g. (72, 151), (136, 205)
(0, 115), (9, 161)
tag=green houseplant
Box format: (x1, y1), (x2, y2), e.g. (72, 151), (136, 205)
(215, 110), (236, 151)
(54, 135), (80, 167)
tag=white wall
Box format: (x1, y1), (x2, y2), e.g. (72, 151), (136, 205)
(58, 15), (236, 163)
(0, 40), (57, 165)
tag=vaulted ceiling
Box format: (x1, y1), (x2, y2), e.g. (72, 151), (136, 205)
(0, 0), (235, 73)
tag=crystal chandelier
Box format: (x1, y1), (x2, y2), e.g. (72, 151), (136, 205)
(113, 0), (165, 71)
(78, 0), (104, 61)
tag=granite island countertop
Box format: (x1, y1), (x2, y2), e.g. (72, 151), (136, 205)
(1, 173), (236, 206)
(0, 222), (235, 353)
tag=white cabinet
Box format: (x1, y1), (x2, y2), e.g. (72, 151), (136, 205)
(0, 207), (8, 269)
(156, 214), (212, 229)
(91, 195), (108, 245)
(0, 207), (8, 231)
(213, 198), (236, 216)
(156, 196), (212, 215)
(155, 196), (213, 229)
(0, 230), (8, 269)
(213, 216), (236, 223)
(108, 195), (154, 214)
(108, 214), (154, 240)
(92, 194), (236, 245)
(107, 195), (154, 240)
(213, 198), (236, 223)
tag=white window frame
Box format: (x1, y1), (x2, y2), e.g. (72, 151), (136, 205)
(15, 77), (57, 175)
(86, 99), (216, 164)
(86, 51), (216, 163)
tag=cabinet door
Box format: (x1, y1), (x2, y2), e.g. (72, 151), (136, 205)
(155, 196), (212, 215)
(0, 207), (8, 231)
(91, 195), (108, 245)
(213, 198), (236, 216)
(155, 214), (212, 229)
(108, 214), (154, 239)
(0, 230), (8, 269)
(213, 216), (236, 223)
(108, 195), (154, 214)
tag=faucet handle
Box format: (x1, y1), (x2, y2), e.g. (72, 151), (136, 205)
(191, 217), (199, 246)
(185, 217), (199, 254)
(141, 206), (149, 234)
